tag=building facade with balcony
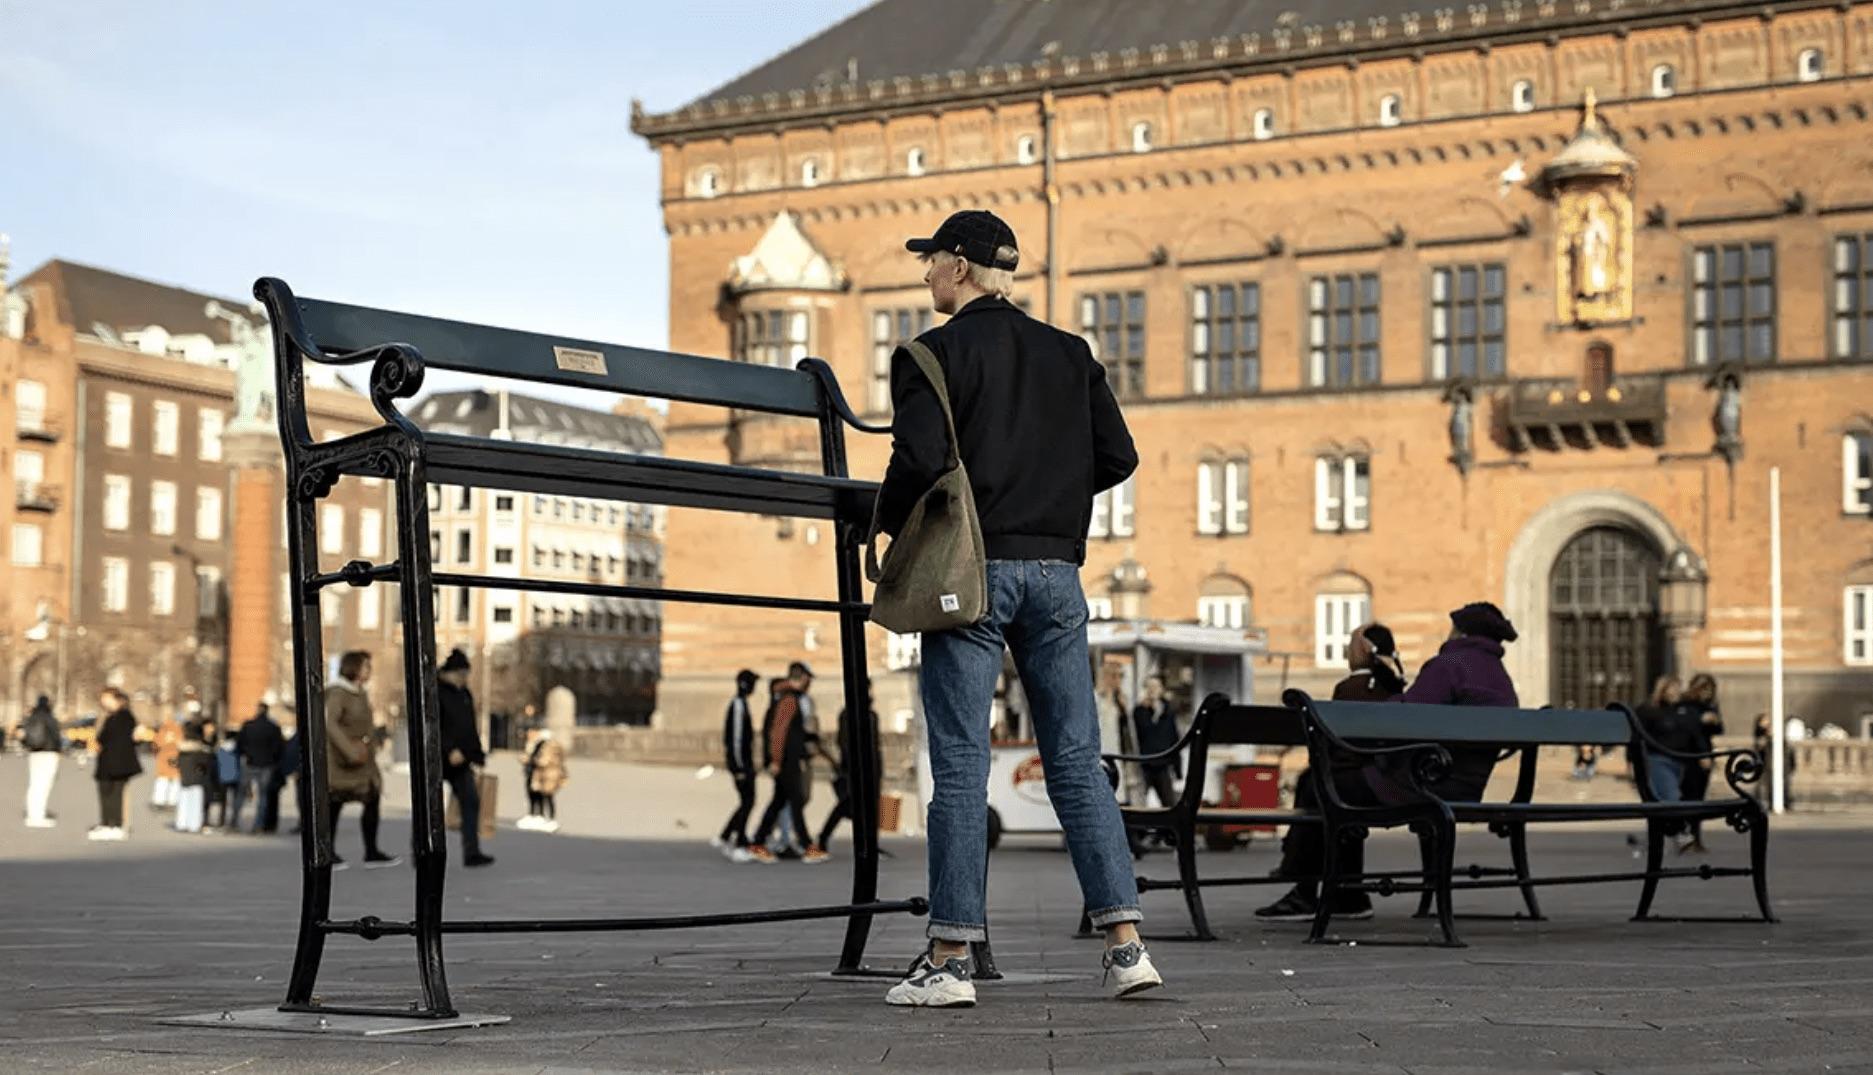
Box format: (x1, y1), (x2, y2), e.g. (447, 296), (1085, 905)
(634, 0), (1873, 734)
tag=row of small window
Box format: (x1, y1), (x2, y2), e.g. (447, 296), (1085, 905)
(688, 51), (1834, 198)
(524, 602), (661, 634)
(97, 477), (226, 541)
(304, 583), (387, 631)
(91, 557), (222, 617)
(94, 392), (226, 460)
(425, 486), (654, 530)
(1089, 455), (1371, 539)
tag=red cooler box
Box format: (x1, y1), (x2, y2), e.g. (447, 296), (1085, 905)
(1203, 763), (1282, 850)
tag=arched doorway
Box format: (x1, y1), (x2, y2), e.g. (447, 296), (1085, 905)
(1549, 527), (1664, 709)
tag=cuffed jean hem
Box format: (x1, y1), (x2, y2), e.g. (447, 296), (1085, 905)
(1087, 905), (1143, 929)
(925, 919), (990, 943)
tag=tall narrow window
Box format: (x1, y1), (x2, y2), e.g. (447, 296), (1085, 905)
(102, 557), (130, 612)
(321, 505), (344, 554)
(1089, 476), (1135, 539)
(1191, 283), (1261, 394)
(693, 167), (721, 198)
(1252, 108), (1276, 140)
(1511, 79), (1535, 113)
(196, 486), (224, 541)
(1080, 291), (1146, 398)
(1691, 242), (1776, 365)
(1847, 585), (1873, 666)
(871, 307), (933, 412)
(150, 561), (176, 616)
(357, 586), (381, 630)
(1016, 134), (1038, 164)
(1651, 64), (1676, 98)
(1308, 273), (1382, 388)
(905, 147), (926, 176)
(1832, 234), (1873, 361)
(1845, 432), (1873, 516)
(359, 508), (383, 558)
(1430, 263), (1507, 380)
(103, 475), (131, 531)
(1130, 121), (1154, 153)
(1196, 460), (1249, 535)
(455, 528), (473, 564)
(737, 310), (810, 368)
(198, 408), (224, 461)
(1378, 93), (1402, 127)
(1797, 47), (1824, 82)
(17, 380), (47, 434)
(1315, 455), (1371, 531)
(195, 566), (221, 620)
(11, 523), (43, 567)
(104, 392), (133, 449)
(150, 481), (177, 537)
(152, 401), (179, 456)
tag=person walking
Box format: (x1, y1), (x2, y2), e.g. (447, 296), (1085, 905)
(875, 210), (1160, 1007)
(1678, 673), (1723, 852)
(149, 713), (182, 810)
(808, 688), (882, 863)
(89, 688), (142, 841)
(233, 700), (285, 834)
(1257, 604), (1519, 923)
(209, 725), (240, 831)
(437, 649), (495, 868)
(520, 727), (567, 832)
(747, 662), (815, 864)
(715, 669), (760, 860)
(174, 715), (214, 834)
(325, 651), (398, 869)
(21, 695), (63, 828)
(1131, 676), (1182, 812)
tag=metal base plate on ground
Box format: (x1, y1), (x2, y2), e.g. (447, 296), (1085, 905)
(162, 1007), (511, 1037)
(819, 970), (1077, 985)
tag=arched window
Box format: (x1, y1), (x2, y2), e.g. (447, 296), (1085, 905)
(1252, 108), (1276, 140)
(1314, 572), (1372, 667)
(800, 158), (821, 187)
(1511, 80), (1535, 113)
(1378, 93), (1402, 127)
(692, 166), (722, 199)
(1130, 121), (1154, 153)
(905, 147), (926, 176)
(1197, 575), (1252, 629)
(1797, 47), (1824, 83)
(1016, 134), (1038, 164)
(1650, 64), (1676, 98)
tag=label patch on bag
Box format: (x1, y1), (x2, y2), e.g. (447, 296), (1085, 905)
(552, 346), (608, 375)
(939, 593), (960, 613)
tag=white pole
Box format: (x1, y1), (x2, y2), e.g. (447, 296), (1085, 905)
(1769, 467), (1785, 815)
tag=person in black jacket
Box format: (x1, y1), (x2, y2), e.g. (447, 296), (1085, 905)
(1678, 673), (1724, 852)
(716, 669), (760, 861)
(809, 688), (883, 862)
(748, 663), (815, 863)
(437, 650), (494, 867)
(1131, 676), (1182, 812)
(89, 688), (142, 841)
(21, 695), (63, 828)
(877, 211), (1160, 1008)
(232, 700), (286, 834)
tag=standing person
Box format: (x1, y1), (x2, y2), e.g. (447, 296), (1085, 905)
(747, 662), (815, 864)
(278, 724), (304, 836)
(521, 727), (567, 832)
(876, 211), (1160, 1007)
(325, 651), (398, 869)
(233, 700), (285, 834)
(437, 649), (495, 868)
(809, 688), (881, 863)
(209, 725), (241, 832)
(1131, 677), (1182, 811)
(715, 669), (760, 860)
(1257, 603), (1519, 923)
(89, 688), (142, 841)
(1678, 673), (1723, 852)
(174, 716), (213, 834)
(150, 713), (183, 810)
(21, 695), (63, 828)
(1635, 676), (1704, 852)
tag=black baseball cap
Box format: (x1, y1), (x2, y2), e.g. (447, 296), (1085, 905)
(905, 210), (1019, 270)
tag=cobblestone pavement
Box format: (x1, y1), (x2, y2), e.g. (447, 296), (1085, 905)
(2, 752), (1869, 1074)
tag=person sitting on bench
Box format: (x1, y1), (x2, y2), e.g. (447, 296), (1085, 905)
(1256, 603), (1519, 923)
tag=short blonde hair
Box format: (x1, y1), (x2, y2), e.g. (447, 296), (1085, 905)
(929, 250), (1015, 299)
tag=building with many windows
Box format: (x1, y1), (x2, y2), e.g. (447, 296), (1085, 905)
(0, 258), (396, 727)
(634, 0), (1873, 733)
(411, 390), (665, 725)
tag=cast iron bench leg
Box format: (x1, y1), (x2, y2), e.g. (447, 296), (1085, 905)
(1174, 829), (1215, 941)
(1428, 816), (1464, 947)
(1306, 822), (1340, 945)
(1508, 823), (1545, 921)
(1632, 817), (1668, 921)
(1749, 808), (1777, 923)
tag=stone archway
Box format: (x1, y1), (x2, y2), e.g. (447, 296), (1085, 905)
(1501, 491), (1689, 706)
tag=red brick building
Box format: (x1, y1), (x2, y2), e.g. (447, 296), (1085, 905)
(632, 0), (1873, 734)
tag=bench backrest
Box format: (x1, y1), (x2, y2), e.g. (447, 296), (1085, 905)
(1206, 705), (1306, 747)
(1308, 700), (1632, 747)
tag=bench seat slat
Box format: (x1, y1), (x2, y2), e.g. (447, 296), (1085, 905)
(298, 297), (825, 417)
(1452, 800), (1744, 822)
(1311, 700), (1631, 746)
(422, 434), (876, 521)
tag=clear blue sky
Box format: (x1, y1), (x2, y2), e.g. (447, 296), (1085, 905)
(0, 0), (872, 405)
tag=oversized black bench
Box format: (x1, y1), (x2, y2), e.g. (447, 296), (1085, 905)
(256, 278), (923, 1022)
(1286, 689), (1774, 947)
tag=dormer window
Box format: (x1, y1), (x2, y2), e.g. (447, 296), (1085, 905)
(1650, 64), (1676, 98)
(1511, 80), (1535, 113)
(800, 158), (821, 187)
(905, 147), (926, 176)
(1252, 108), (1275, 140)
(1797, 47), (1823, 83)
(1378, 93), (1402, 127)
(1016, 134), (1038, 164)
(1130, 121), (1154, 153)
(693, 166), (722, 199)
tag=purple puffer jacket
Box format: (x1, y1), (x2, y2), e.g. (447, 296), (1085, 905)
(1395, 636), (1520, 793)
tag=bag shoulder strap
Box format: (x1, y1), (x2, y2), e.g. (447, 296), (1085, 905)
(902, 339), (961, 470)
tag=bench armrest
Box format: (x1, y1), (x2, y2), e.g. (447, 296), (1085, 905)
(1616, 703), (1766, 801)
(798, 359), (891, 436)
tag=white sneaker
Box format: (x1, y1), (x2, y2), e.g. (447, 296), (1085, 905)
(539, 820), (560, 834)
(709, 834), (727, 849)
(25, 818), (55, 829)
(885, 947), (976, 1008)
(728, 846), (754, 864)
(1102, 941), (1163, 998)
(515, 816), (540, 831)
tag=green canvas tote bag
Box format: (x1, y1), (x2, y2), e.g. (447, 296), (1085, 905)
(863, 340), (987, 634)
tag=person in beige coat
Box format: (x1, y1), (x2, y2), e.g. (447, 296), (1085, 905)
(519, 727), (568, 833)
(324, 651), (397, 869)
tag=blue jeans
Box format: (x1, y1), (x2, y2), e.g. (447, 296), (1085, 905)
(920, 559), (1141, 942)
(1646, 754), (1685, 804)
